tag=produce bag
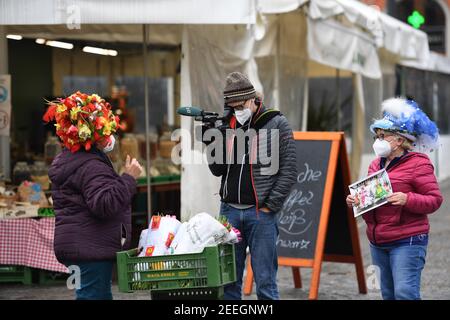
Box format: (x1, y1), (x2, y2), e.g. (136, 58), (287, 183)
(140, 215), (181, 257)
(172, 212), (229, 255)
(224, 227), (242, 244)
(167, 222), (187, 254)
(137, 229), (148, 253)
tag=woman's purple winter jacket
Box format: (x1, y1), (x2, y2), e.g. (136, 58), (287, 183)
(49, 147), (137, 263)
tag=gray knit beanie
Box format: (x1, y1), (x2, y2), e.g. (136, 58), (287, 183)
(223, 72), (256, 104)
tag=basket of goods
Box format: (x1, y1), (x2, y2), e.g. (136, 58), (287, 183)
(116, 213), (241, 299)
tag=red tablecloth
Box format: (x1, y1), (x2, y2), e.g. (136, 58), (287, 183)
(0, 217), (69, 273)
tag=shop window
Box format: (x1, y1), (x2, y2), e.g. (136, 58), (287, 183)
(402, 66), (450, 135)
(307, 76), (353, 137)
(62, 76), (108, 97)
(115, 76), (172, 134)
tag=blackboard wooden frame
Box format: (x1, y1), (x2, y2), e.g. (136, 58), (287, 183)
(243, 132), (367, 300)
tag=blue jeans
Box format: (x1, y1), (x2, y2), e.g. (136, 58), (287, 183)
(65, 261), (114, 300)
(220, 202), (279, 300)
(370, 234), (428, 300)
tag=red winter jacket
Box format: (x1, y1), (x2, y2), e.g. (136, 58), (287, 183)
(362, 152), (443, 244)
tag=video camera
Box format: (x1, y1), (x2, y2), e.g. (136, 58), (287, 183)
(177, 106), (233, 131)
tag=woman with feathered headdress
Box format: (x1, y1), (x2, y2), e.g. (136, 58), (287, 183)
(346, 97), (443, 300)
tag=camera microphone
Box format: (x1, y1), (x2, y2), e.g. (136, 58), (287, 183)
(177, 106), (219, 118)
(177, 106), (203, 117)
(177, 106), (232, 132)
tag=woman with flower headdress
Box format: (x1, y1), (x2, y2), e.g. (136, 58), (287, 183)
(44, 91), (143, 300)
(346, 97), (443, 300)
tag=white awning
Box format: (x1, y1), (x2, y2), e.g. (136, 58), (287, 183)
(5, 24), (182, 44)
(401, 52), (450, 75)
(307, 0), (430, 67)
(379, 12), (430, 64)
(257, 0), (307, 14)
(2, 0), (446, 75)
(307, 17), (381, 79)
(0, 0), (256, 25)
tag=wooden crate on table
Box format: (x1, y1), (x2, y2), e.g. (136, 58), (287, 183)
(0, 202), (39, 220)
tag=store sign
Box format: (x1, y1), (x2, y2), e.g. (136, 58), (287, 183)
(0, 75), (11, 137)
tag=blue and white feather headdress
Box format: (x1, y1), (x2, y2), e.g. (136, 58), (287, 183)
(369, 97), (440, 152)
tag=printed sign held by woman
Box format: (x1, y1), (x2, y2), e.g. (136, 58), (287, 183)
(349, 168), (393, 217)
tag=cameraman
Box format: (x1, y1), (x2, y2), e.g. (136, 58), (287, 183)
(203, 72), (297, 300)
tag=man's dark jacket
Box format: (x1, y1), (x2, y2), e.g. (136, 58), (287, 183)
(207, 104), (297, 213)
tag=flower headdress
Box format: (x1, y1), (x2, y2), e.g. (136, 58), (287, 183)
(43, 91), (122, 153)
(369, 97), (440, 152)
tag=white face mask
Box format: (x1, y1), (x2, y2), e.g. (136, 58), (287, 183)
(103, 135), (115, 153)
(372, 138), (392, 157)
(235, 108), (252, 125)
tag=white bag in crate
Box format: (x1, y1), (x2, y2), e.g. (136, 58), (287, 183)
(137, 229), (167, 258)
(138, 229), (148, 251)
(141, 215), (181, 257)
(173, 212), (228, 255)
(167, 222), (187, 254)
(224, 228), (240, 244)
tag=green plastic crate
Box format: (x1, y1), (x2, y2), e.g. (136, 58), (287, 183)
(150, 286), (224, 300)
(116, 244), (236, 297)
(38, 208), (55, 218)
(0, 265), (33, 284)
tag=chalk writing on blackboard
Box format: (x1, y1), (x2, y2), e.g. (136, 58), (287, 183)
(297, 163), (322, 184)
(278, 191), (313, 235)
(276, 162), (325, 251)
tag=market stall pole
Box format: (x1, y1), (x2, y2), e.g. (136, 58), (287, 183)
(0, 26), (10, 180)
(143, 24), (152, 223)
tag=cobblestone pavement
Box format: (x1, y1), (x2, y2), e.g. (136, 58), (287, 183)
(1, 179), (449, 300)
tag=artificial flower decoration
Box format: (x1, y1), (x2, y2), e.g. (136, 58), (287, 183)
(43, 91), (122, 153)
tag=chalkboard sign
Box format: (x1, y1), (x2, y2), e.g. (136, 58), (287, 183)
(324, 158), (354, 257)
(244, 132), (367, 300)
(276, 140), (331, 259)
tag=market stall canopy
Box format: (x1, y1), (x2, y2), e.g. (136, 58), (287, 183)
(307, 0), (430, 78)
(257, 0), (308, 14)
(1, 0), (433, 71)
(0, 0), (255, 25)
(306, 15), (382, 78)
(402, 51), (450, 75)
(4, 24), (182, 45)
